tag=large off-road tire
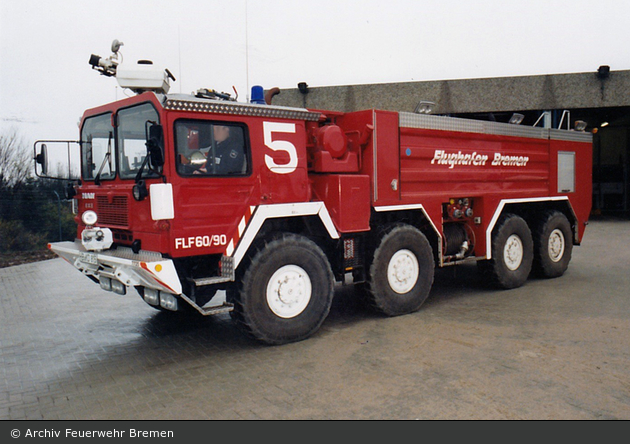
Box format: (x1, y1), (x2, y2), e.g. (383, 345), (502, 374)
(533, 211), (573, 278)
(230, 234), (334, 345)
(479, 214), (533, 289)
(367, 224), (434, 316)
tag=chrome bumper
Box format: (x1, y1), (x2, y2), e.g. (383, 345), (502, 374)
(49, 240), (182, 295)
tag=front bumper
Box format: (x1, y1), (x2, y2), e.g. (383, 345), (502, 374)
(49, 240), (183, 295)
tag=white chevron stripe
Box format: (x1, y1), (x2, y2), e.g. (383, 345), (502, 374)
(238, 216), (247, 237)
(226, 239), (235, 257)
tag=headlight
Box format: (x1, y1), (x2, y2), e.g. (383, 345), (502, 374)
(82, 210), (98, 226)
(132, 180), (148, 201)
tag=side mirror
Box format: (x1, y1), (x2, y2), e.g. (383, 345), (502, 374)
(148, 122), (163, 143)
(146, 123), (164, 169)
(33, 140), (80, 180)
(66, 180), (78, 199)
(35, 143), (48, 176)
(149, 144), (164, 169)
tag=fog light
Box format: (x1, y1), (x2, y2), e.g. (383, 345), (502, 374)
(82, 210), (98, 226)
(99, 276), (112, 292)
(111, 279), (127, 295)
(159, 293), (178, 311)
(143, 288), (160, 305)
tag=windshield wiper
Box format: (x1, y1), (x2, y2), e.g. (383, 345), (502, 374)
(94, 131), (113, 186)
(134, 153), (150, 183)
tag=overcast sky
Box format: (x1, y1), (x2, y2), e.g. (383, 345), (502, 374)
(1, 0), (629, 143)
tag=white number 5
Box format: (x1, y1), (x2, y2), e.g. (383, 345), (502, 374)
(263, 121), (297, 174)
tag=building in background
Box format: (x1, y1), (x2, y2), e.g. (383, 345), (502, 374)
(272, 68), (630, 216)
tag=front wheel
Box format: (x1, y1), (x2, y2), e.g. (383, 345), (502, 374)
(231, 234), (334, 345)
(367, 224), (435, 316)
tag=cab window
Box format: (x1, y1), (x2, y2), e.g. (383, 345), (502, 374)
(175, 120), (249, 176)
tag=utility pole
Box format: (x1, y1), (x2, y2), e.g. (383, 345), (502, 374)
(52, 190), (62, 241)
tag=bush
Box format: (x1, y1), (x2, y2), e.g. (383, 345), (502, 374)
(0, 219), (47, 252)
(1, 128), (77, 255)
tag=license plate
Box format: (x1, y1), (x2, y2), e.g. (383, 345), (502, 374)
(80, 252), (98, 265)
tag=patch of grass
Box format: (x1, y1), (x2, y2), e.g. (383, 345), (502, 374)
(0, 249), (57, 268)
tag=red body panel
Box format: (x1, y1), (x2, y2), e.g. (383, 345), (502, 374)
(548, 138), (592, 240)
(398, 128), (552, 256)
(311, 174), (371, 233)
(329, 110), (591, 259)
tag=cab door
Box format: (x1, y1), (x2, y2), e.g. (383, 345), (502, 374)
(169, 117), (258, 258)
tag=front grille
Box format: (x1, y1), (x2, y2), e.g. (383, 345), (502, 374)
(97, 195), (128, 226)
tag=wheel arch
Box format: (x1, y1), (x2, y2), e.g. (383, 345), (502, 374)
(372, 204), (441, 265)
(231, 202), (340, 271)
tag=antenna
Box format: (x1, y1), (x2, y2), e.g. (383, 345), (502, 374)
(245, 0), (250, 102)
(178, 26), (183, 94)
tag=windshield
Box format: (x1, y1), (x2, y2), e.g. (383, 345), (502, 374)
(81, 113), (115, 181)
(80, 103), (161, 181)
(117, 103), (160, 179)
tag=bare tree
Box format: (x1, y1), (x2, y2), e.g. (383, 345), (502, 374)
(0, 128), (32, 190)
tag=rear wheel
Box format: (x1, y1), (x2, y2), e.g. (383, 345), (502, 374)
(480, 214), (533, 289)
(533, 211), (573, 278)
(367, 224), (434, 316)
(230, 234), (334, 345)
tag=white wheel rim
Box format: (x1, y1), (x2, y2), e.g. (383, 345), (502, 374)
(503, 234), (524, 271)
(387, 249), (419, 294)
(266, 265), (312, 318)
(548, 228), (565, 263)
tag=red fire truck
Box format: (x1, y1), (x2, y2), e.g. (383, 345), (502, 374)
(36, 42), (592, 344)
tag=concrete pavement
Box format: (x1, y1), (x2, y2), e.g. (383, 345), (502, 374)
(1, 217), (629, 420)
